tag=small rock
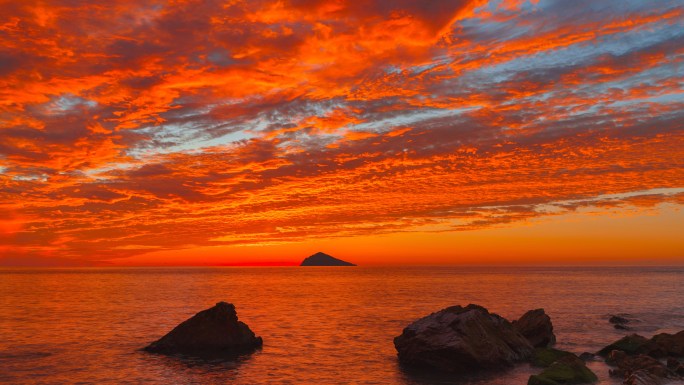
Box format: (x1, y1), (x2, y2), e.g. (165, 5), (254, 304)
(609, 315), (630, 325)
(579, 352), (596, 361)
(394, 304), (533, 373)
(528, 355), (598, 385)
(514, 309), (557, 348)
(614, 324), (631, 331)
(144, 302), (263, 357)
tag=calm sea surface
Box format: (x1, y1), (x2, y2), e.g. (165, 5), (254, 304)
(1, 266), (683, 384)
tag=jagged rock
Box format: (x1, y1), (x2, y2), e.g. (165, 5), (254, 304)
(528, 355), (598, 385)
(144, 302), (262, 357)
(514, 309), (557, 348)
(394, 304), (533, 373)
(300, 252), (355, 266)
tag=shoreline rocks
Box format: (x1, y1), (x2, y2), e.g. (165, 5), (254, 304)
(599, 330), (684, 384)
(393, 304), (534, 373)
(394, 304), (597, 384)
(144, 302), (262, 357)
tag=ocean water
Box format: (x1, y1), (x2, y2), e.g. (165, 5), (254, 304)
(1, 266), (683, 384)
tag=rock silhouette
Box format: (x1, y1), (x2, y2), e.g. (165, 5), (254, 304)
(300, 252), (355, 266)
(393, 304), (534, 373)
(144, 302), (262, 357)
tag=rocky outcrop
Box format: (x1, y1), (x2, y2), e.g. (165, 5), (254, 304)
(144, 302), (262, 357)
(598, 334), (650, 357)
(300, 252), (356, 266)
(528, 355), (598, 385)
(607, 350), (674, 383)
(600, 330), (684, 384)
(393, 304), (533, 373)
(599, 331), (684, 358)
(514, 309), (556, 348)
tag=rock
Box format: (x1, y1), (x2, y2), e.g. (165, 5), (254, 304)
(532, 348), (576, 367)
(610, 315), (630, 325)
(607, 351), (673, 383)
(649, 331), (684, 357)
(598, 334), (650, 357)
(666, 358), (679, 369)
(144, 302), (263, 357)
(528, 355), (598, 385)
(514, 309), (557, 348)
(614, 324), (631, 331)
(300, 252), (356, 266)
(676, 364), (684, 377)
(623, 370), (663, 385)
(393, 304), (533, 373)
(599, 330), (684, 359)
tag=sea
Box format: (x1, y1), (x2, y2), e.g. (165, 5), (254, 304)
(1, 266), (683, 384)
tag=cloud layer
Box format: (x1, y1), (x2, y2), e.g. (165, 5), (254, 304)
(1, 0), (683, 264)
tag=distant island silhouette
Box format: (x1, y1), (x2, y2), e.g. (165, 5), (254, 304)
(300, 252), (356, 266)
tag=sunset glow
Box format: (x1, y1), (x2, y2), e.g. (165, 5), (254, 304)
(1, 0), (683, 265)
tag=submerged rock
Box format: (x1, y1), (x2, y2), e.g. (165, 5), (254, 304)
(300, 252), (356, 266)
(532, 348), (576, 368)
(144, 302), (262, 357)
(528, 355), (598, 385)
(393, 304), (533, 373)
(514, 309), (556, 348)
(609, 315), (630, 325)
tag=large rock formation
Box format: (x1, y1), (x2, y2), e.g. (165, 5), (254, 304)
(144, 302), (263, 356)
(300, 252), (356, 266)
(393, 304), (534, 373)
(514, 309), (557, 348)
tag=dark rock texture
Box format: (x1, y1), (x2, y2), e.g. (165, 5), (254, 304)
(532, 348), (576, 368)
(514, 309), (556, 348)
(528, 355), (598, 385)
(598, 334), (650, 357)
(393, 304), (533, 373)
(144, 302), (262, 356)
(599, 331), (684, 359)
(607, 350), (673, 381)
(300, 252), (355, 266)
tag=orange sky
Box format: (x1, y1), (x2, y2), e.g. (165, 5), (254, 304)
(1, 0), (683, 266)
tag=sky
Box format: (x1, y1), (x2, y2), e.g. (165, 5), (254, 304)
(0, 0), (683, 266)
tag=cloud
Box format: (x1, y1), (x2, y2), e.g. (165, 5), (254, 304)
(0, 0), (682, 264)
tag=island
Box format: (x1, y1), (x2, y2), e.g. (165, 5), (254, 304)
(300, 252), (356, 266)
